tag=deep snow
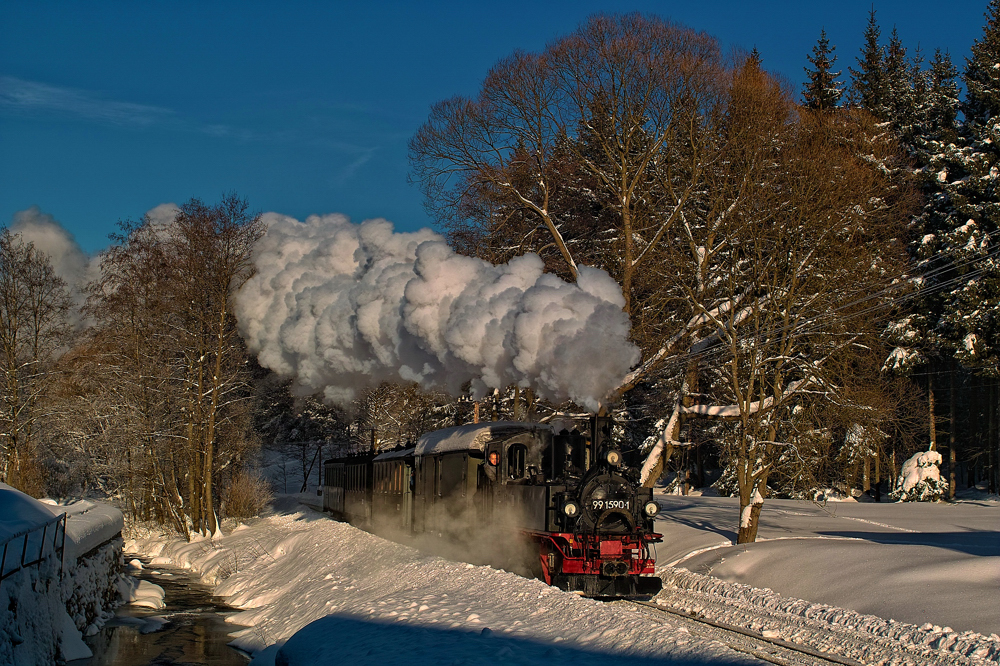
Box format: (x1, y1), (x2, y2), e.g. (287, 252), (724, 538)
(653, 493), (1000, 637)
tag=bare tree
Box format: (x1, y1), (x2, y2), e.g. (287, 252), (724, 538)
(87, 194), (264, 536)
(674, 64), (911, 541)
(410, 13), (727, 319)
(0, 230), (71, 495)
(412, 17), (913, 541)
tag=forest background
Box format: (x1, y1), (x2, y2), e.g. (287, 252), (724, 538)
(2, 4), (1000, 543)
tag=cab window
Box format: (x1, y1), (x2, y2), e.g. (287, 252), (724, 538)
(507, 444), (526, 479)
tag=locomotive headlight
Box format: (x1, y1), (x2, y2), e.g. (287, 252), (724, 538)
(563, 501), (580, 517)
(606, 449), (622, 466)
(643, 501), (660, 517)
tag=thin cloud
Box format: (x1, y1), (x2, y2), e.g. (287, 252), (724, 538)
(332, 147), (377, 186)
(0, 76), (175, 126)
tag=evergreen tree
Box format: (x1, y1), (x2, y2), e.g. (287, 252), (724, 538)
(882, 29), (918, 139)
(910, 2), (1000, 373)
(849, 8), (886, 114)
(803, 29), (844, 111)
(920, 50), (961, 144)
(964, 0), (1000, 127)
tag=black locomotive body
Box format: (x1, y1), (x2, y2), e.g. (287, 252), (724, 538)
(322, 417), (663, 598)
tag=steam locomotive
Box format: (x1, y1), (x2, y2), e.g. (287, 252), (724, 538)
(322, 416), (663, 597)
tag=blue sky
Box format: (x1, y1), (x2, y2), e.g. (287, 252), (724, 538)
(0, 1), (987, 254)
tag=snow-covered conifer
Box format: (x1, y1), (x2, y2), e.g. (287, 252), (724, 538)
(920, 50), (961, 144)
(883, 28), (918, 137)
(803, 29), (843, 111)
(891, 449), (948, 501)
(911, 3), (1000, 372)
(849, 8), (886, 113)
(964, 0), (1000, 127)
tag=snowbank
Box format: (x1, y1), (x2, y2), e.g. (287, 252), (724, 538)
(126, 502), (759, 665)
(123, 494), (1000, 665)
(117, 577), (166, 609)
(655, 567), (1000, 665)
(273, 614), (720, 666)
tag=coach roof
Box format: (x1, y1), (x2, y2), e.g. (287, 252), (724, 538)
(415, 422), (551, 457)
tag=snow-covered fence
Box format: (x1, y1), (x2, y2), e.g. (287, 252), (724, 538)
(0, 512), (67, 585)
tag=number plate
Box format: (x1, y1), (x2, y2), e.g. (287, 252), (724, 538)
(591, 499), (630, 511)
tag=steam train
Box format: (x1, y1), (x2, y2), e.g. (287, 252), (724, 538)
(322, 417), (663, 597)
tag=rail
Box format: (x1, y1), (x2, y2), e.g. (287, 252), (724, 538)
(0, 512), (67, 586)
(627, 599), (864, 666)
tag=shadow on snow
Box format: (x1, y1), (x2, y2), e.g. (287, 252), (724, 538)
(274, 613), (754, 666)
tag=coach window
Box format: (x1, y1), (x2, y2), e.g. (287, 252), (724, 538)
(507, 444), (526, 479)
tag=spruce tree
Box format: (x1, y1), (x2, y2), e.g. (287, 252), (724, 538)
(964, 0), (1000, 126)
(921, 50), (961, 144)
(883, 29), (917, 138)
(912, 1), (1000, 373)
(850, 8), (886, 114)
(803, 29), (843, 111)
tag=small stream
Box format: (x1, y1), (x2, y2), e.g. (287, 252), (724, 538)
(78, 557), (250, 665)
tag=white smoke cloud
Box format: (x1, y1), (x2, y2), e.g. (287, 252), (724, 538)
(8, 207), (99, 321)
(235, 214), (640, 412)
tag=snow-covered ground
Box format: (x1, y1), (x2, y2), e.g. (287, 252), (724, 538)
(652, 492), (1000, 637)
(127, 497), (765, 665)
(124, 492), (1000, 665)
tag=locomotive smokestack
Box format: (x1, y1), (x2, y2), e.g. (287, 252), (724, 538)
(590, 415), (612, 461)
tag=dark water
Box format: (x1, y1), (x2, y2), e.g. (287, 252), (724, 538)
(77, 558), (249, 665)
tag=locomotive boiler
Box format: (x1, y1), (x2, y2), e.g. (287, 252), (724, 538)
(323, 416), (663, 598)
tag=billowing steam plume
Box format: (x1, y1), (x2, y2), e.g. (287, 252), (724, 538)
(235, 214), (640, 411)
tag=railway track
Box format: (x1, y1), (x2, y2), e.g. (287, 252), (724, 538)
(617, 577), (998, 666)
(622, 599), (863, 666)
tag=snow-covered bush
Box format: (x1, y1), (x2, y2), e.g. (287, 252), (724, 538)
(891, 449), (948, 502)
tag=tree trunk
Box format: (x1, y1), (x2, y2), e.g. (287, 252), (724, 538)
(949, 360), (957, 500)
(737, 476), (766, 544)
(991, 381), (998, 495)
(874, 454), (881, 502)
(928, 369), (936, 451)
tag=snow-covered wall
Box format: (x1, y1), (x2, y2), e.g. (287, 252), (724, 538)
(0, 487), (125, 664)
